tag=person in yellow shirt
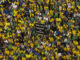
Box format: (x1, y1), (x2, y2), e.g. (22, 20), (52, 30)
(49, 37), (54, 42)
(17, 14), (21, 19)
(42, 56), (47, 60)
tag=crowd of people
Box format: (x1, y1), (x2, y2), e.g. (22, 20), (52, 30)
(0, 0), (80, 60)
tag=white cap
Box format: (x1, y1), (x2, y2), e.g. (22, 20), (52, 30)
(4, 40), (8, 43)
(58, 53), (62, 56)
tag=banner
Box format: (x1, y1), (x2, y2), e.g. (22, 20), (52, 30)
(35, 22), (46, 34)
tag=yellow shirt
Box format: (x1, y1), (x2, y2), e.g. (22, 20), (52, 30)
(5, 50), (9, 55)
(49, 18), (54, 22)
(46, 0), (49, 4)
(71, 24), (74, 29)
(72, 30), (76, 35)
(77, 6), (80, 9)
(22, 57), (26, 60)
(41, 0), (43, 2)
(66, 0), (72, 3)
(44, 6), (48, 10)
(42, 57), (47, 60)
(73, 41), (78, 46)
(31, 13), (34, 17)
(13, 46), (17, 51)
(17, 14), (21, 19)
(58, 26), (63, 32)
(16, 2), (19, 5)
(0, 55), (3, 59)
(56, 18), (61, 22)
(49, 37), (54, 42)
(13, 10), (17, 16)
(10, 51), (14, 55)
(26, 54), (32, 58)
(77, 45), (80, 50)
(77, 31), (80, 37)
(51, 56), (54, 60)
(71, 1), (75, 5)
(20, 50), (23, 53)
(30, 43), (34, 48)
(71, 6), (75, 9)
(0, 28), (2, 31)
(41, 20), (45, 24)
(57, 41), (61, 45)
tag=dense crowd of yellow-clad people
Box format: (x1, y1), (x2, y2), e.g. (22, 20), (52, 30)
(0, 0), (80, 60)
